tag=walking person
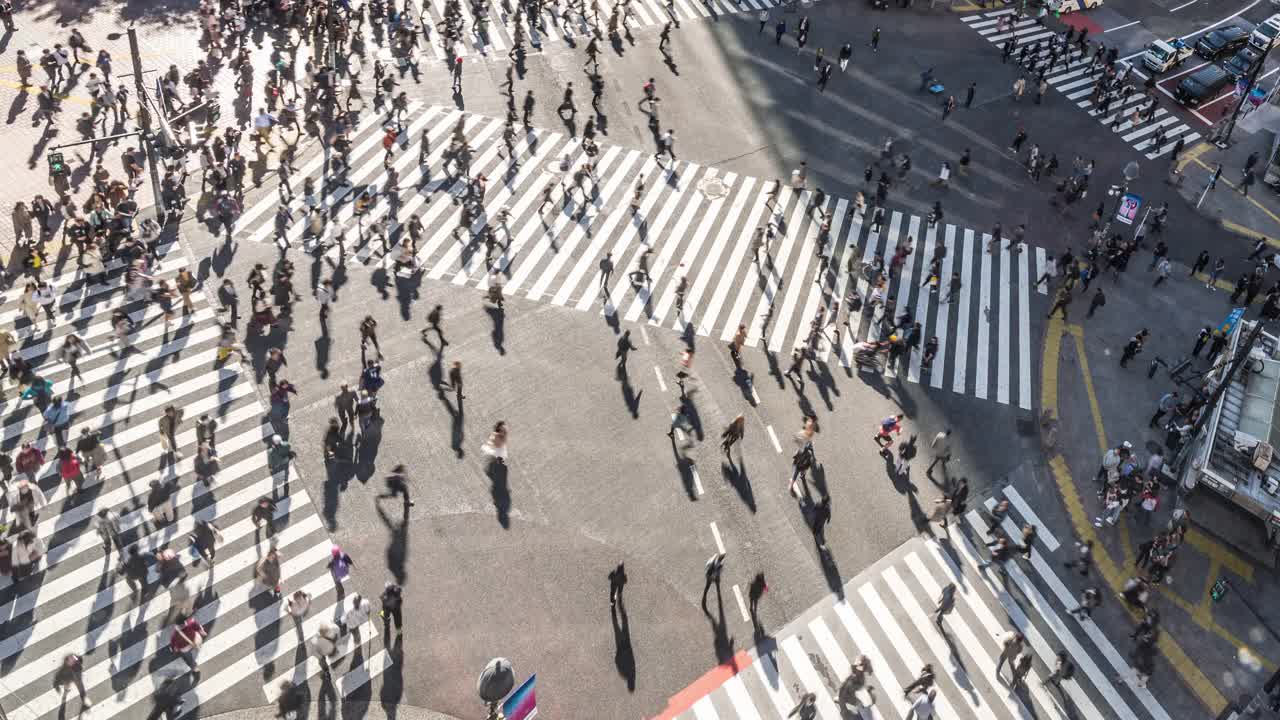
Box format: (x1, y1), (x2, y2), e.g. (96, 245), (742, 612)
(609, 562), (627, 606)
(169, 616), (207, 676)
(701, 552), (725, 610)
(380, 581), (404, 635)
(157, 405), (184, 460)
(94, 508), (124, 556)
(54, 653), (91, 708)
(721, 414), (745, 456)
(1083, 287), (1107, 318)
(994, 631), (1025, 680)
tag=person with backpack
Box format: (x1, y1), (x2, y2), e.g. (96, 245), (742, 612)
(54, 653), (91, 707)
(380, 581), (404, 635)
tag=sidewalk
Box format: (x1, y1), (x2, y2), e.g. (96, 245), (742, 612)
(1170, 119), (1280, 251)
(1042, 245), (1280, 714)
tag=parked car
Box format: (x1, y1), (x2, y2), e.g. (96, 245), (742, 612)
(1224, 46), (1263, 80)
(1195, 22), (1253, 59)
(1176, 63), (1232, 106)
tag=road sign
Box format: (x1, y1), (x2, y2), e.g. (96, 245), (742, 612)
(1220, 307), (1246, 336)
(1115, 193), (1142, 225)
(503, 675), (538, 720)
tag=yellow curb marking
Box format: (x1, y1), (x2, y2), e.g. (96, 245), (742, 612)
(1043, 317), (1231, 714)
(1175, 141), (1213, 174)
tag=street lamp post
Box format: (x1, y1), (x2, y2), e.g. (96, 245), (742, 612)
(477, 657), (515, 720)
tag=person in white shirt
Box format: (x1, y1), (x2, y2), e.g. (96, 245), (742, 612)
(905, 688), (936, 719)
(343, 593), (372, 652)
(33, 282), (56, 330)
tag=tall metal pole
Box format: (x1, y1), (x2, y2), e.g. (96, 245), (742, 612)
(1218, 38), (1276, 148)
(128, 28), (166, 222)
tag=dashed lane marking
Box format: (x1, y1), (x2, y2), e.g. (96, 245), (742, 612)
(766, 425), (782, 454)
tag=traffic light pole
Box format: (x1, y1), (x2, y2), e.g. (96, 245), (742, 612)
(128, 28), (167, 223)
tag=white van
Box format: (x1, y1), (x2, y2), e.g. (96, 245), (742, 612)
(1251, 13), (1280, 50)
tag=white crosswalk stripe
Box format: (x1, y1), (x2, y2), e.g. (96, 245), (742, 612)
(0, 251), (393, 719)
(233, 106), (1041, 407)
(419, 0), (801, 61)
(667, 490), (1175, 720)
(959, 11), (1202, 160)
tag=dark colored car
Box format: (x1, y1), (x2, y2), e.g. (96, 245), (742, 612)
(1195, 23), (1252, 59)
(1176, 64), (1232, 106)
(1224, 46), (1263, 80)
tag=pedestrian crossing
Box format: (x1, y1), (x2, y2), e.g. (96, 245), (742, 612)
(959, 9), (1201, 161)
(236, 105), (1048, 409)
(416, 0), (803, 61)
(664, 485), (1174, 720)
(0, 247), (393, 720)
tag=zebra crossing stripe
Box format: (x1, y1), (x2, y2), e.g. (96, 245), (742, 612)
(930, 225), (956, 389)
(1, 463), (275, 622)
(831, 599), (910, 717)
(859, 583), (964, 717)
(670, 174), (757, 330)
(0, 505), (321, 682)
(424, 127), (567, 282)
(957, 512), (1141, 720)
(551, 156), (660, 307)
(769, 196), (828, 354)
(509, 145), (635, 293)
(992, 512), (1175, 720)
(229, 106), (1045, 407)
(20, 404), (266, 548)
(602, 162), (702, 314)
(998, 243), (1013, 405)
(798, 198), (845, 358)
(569, 155), (671, 311)
(446, 132), (567, 282)
(1018, 245), (1032, 410)
(807, 617), (888, 720)
(262, 605), (382, 702)
(237, 109), (394, 233)
(721, 674), (764, 720)
(708, 183), (773, 341)
(85, 545), (340, 720)
(632, 169), (718, 325)
(749, 648), (795, 717)
(779, 635), (842, 719)
(748, 189), (808, 349)
(975, 235), (993, 400)
(650, 172), (737, 328)
(888, 565), (1035, 719)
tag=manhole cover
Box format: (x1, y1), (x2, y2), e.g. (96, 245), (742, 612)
(699, 177), (728, 199)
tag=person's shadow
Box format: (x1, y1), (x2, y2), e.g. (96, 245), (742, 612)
(704, 582), (735, 663)
(612, 599), (636, 692)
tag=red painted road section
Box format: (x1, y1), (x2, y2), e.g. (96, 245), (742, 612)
(1062, 12), (1104, 35)
(648, 650), (755, 720)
